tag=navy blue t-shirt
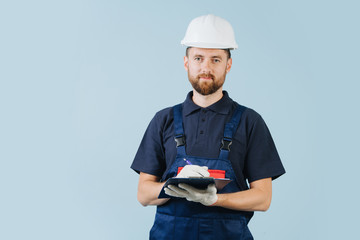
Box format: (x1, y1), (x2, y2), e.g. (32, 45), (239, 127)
(131, 91), (285, 189)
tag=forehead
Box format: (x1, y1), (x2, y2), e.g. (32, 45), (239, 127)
(188, 47), (227, 58)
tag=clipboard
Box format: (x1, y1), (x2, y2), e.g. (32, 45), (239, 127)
(158, 177), (232, 199)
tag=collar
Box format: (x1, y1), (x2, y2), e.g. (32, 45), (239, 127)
(183, 91), (233, 116)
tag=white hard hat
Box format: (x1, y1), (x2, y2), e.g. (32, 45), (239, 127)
(181, 14), (238, 50)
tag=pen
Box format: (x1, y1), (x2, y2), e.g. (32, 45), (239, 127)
(183, 158), (205, 177)
(183, 158), (193, 165)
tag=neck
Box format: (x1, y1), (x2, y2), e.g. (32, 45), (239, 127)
(192, 88), (224, 108)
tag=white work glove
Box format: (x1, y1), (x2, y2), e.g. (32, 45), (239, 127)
(165, 183), (218, 206)
(176, 165), (210, 178)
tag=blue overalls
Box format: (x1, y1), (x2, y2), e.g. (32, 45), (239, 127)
(150, 103), (254, 240)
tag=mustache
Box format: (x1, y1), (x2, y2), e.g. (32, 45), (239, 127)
(197, 73), (215, 80)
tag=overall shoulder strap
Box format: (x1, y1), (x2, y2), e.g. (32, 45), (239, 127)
(219, 103), (247, 159)
(173, 104), (186, 156)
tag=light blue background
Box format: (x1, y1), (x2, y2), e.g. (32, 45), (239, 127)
(1, 0), (359, 239)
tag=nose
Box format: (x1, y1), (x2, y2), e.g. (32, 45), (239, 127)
(201, 59), (211, 73)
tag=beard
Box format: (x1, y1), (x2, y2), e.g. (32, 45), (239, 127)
(188, 72), (226, 96)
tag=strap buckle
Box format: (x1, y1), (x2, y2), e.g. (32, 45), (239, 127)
(174, 136), (186, 147)
(221, 139), (232, 151)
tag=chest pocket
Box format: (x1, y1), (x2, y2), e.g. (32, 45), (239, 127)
(177, 167), (226, 178)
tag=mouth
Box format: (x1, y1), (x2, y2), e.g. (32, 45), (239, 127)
(198, 74), (214, 81)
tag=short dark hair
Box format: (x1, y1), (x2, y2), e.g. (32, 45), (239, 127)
(186, 47), (231, 59)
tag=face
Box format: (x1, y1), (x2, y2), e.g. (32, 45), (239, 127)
(184, 48), (232, 96)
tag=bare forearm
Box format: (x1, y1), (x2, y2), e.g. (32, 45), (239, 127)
(212, 178), (272, 212)
(214, 188), (271, 211)
(137, 173), (169, 206)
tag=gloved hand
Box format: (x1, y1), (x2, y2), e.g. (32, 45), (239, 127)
(176, 165), (210, 178)
(165, 183), (218, 206)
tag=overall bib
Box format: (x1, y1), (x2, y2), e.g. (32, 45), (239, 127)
(150, 103), (253, 240)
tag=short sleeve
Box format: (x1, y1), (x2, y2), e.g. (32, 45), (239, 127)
(244, 116), (285, 183)
(131, 113), (166, 177)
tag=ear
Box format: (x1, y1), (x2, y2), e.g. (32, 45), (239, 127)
(184, 56), (189, 72)
(226, 58), (232, 73)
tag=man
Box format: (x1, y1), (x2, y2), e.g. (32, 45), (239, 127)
(131, 14), (285, 239)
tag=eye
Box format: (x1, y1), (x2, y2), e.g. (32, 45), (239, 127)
(194, 57), (202, 61)
(213, 58), (221, 63)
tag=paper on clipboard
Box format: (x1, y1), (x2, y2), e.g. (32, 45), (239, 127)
(158, 177), (232, 199)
